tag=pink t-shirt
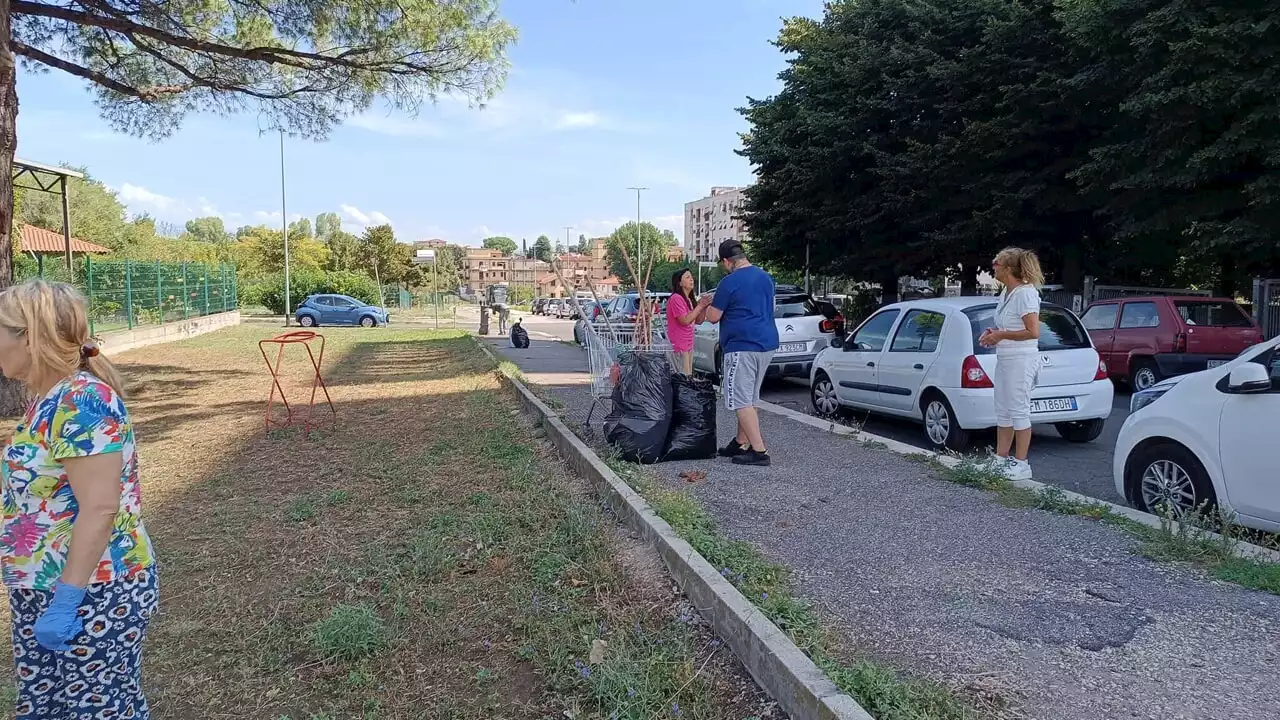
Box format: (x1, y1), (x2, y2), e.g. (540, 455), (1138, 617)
(666, 293), (695, 352)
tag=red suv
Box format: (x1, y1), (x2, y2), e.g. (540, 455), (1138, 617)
(1080, 296), (1263, 390)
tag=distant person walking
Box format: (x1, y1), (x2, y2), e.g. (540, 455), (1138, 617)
(980, 247), (1044, 480)
(699, 240), (779, 466)
(0, 279), (158, 719)
(666, 268), (707, 375)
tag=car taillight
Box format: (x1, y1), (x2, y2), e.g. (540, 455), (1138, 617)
(819, 314), (845, 334)
(1173, 332), (1187, 353)
(961, 355), (993, 389)
(1094, 358), (1108, 381)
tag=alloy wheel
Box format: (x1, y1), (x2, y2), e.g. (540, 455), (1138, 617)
(1140, 459), (1197, 514)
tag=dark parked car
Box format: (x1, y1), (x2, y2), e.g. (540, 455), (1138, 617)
(295, 294), (388, 328)
(1080, 295), (1262, 390)
(533, 298), (550, 315)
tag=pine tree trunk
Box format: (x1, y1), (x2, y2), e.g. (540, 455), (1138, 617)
(0, 0), (30, 416)
(960, 263), (979, 296)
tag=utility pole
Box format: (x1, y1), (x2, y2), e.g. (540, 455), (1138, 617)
(280, 130), (291, 326)
(626, 187), (648, 286)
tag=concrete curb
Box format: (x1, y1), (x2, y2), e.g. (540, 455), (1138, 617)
(755, 399), (1280, 565)
(474, 339), (873, 720)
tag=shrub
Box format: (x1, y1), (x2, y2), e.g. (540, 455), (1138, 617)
(248, 270), (381, 314)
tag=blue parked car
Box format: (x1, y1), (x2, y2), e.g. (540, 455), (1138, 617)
(295, 294), (388, 328)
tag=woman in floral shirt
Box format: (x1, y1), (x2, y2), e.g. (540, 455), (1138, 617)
(0, 279), (157, 718)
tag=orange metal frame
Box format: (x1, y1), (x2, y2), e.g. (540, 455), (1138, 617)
(258, 331), (336, 436)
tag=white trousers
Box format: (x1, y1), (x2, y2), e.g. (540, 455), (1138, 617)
(994, 352), (1041, 431)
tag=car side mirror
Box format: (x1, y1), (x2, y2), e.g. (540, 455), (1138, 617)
(829, 335), (844, 350)
(1226, 363), (1271, 394)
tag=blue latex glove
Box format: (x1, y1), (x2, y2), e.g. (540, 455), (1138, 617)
(34, 582), (87, 652)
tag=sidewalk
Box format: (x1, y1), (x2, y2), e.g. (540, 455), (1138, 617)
(487, 338), (1280, 720)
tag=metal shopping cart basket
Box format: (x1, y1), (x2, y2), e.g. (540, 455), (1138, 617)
(579, 315), (672, 430)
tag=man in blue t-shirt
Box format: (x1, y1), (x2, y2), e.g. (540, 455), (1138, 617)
(697, 239), (779, 466)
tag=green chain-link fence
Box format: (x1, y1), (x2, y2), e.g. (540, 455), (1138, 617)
(48, 259), (237, 335)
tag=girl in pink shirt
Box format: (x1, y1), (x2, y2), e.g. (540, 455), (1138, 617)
(666, 269), (706, 374)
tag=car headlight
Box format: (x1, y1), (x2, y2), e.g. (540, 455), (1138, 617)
(1130, 386), (1171, 414)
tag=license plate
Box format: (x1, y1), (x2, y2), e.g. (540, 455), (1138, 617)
(1030, 397), (1078, 413)
(779, 342), (807, 354)
(1207, 359), (1226, 368)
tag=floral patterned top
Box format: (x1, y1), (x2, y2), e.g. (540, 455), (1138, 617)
(1, 372), (155, 590)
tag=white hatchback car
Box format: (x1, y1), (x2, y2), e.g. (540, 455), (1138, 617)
(810, 297), (1113, 450)
(1114, 336), (1279, 532)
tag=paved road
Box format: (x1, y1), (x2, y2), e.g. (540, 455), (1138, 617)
(493, 314), (1132, 505)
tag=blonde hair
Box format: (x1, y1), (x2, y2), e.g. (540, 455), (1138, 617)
(0, 278), (125, 396)
(995, 247), (1045, 287)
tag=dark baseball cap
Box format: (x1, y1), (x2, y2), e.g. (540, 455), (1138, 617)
(718, 239), (744, 261)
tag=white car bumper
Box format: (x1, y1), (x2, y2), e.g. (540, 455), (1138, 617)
(946, 379), (1114, 430)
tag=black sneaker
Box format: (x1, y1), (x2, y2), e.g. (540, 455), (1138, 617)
(719, 440), (749, 458)
(732, 450), (771, 467)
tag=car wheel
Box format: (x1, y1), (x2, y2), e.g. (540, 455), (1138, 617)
(811, 372), (841, 416)
(1130, 361), (1160, 391)
(360, 316), (376, 328)
(1055, 418), (1106, 443)
(298, 315), (316, 327)
(1127, 441), (1216, 517)
(921, 391), (970, 451)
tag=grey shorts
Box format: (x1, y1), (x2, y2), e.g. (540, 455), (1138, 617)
(723, 351), (773, 410)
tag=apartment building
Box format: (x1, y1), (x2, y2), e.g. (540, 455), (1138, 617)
(463, 249), (547, 296)
(684, 186), (751, 263)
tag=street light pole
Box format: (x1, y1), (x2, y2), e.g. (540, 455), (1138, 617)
(279, 130), (291, 326)
(626, 187), (648, 284)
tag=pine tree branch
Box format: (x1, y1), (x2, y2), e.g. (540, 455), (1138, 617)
(11, 38), (187, 99)
(11, 0), (479, 76)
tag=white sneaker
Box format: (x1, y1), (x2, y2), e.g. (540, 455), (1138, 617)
(1004, 459), (1033, 481)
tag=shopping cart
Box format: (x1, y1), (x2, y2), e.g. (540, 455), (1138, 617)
(579, 316), (672, 430)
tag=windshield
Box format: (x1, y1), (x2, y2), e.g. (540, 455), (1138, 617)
(964, 303), (1092, 355)
(1174, 300), (1252, 327)
(775, 294), (822, 318)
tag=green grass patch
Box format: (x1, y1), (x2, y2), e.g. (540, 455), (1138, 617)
(313, 604), (388, 663)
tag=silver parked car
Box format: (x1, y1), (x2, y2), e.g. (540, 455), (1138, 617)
(692, 285), (844, 380)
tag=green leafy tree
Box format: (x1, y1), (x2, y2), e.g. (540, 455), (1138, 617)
(315, 212), (343, 241)
(605, 222), (677, 288)
(288, 218), (314, 241)
(532, 235), (552, 262)
(481, 235), (517, 257)
(360, 224), (409, 285)
(326, 230), (362, 273)
(184, 216), (230, 246)
(236, 225), (329, 277)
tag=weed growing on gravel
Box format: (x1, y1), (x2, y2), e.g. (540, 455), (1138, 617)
(606, 459), (985, 720)
(929, 457), (1280, 595)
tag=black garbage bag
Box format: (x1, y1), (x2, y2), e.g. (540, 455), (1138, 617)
(604, 352), (673, 464)
(510, 319), (529, 349)
(662, 374), (717, 461)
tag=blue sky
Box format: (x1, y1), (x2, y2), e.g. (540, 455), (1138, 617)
(15, 0), (823, 248)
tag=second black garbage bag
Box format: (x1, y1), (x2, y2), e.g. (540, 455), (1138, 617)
(604, 351), (673, 464)
(662, 374), (717, 461)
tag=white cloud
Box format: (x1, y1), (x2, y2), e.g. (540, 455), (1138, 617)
(346, 113), (442, 138)
(339, 204), (393, 230)
(252, 210), (304, 224)
(118, 183), (176, 211)
(552, 112), (602, 130)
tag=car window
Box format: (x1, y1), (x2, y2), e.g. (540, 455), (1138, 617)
(313, 296), (334, 307)
(1119, 302), (1160, 329)
(332, 297), (357, 308)
(889, 310), (945, 353)
(1174, 301), (1252, 327)
(775, 294), (821, 318)
(964, 304), (1092, 355)
(851, 309), (901, 352)
(1081, 304), (1118, 331)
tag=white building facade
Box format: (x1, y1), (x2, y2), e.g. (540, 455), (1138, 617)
(684, 186), (751, 263)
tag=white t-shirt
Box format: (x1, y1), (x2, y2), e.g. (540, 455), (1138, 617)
(994, 284), (1041, 355)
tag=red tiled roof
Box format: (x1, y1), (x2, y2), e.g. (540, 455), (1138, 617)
(597, 276), (621, 285)
(18, 225), (111, 254)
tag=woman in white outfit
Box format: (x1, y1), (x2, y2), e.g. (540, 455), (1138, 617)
(980, 247), (1044, 480)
